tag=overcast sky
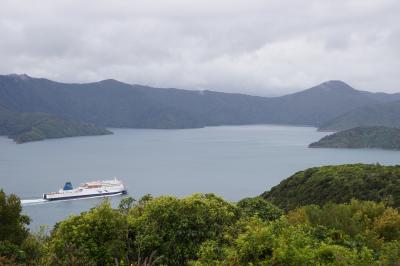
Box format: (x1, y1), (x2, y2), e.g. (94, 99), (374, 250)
(0, 0), (399, 96)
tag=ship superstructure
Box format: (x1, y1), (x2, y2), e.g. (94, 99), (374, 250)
(43, 178), (127, 201)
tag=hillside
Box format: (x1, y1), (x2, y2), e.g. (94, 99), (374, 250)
(309, 126), (400, 150)
(262, 164), (400, 211)
(0, 74), (271, 129)
(0, 107), (112, 143)
(319, 101), (400, 131)
(0, 74), (397, 129)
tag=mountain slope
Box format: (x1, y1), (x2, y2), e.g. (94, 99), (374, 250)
(0, 106), (112, 143)
(266, 80), (383, 126)
(309, 126), (400, 150)
(0, 74), (273, 128)
(319, 101), (400, 131)
(0, 74), (398, 129)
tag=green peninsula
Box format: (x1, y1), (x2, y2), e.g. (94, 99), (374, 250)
(310, 126), (400, 150)
(0, 106), (112, 143)
(262, 163), (400, 211)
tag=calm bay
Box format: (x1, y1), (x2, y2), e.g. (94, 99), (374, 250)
(0, 125), (399, 230)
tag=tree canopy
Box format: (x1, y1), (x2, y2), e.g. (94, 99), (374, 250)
(0, 190), (43, 265)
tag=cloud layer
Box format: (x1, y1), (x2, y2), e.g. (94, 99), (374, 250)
(0, 0), (399, 95)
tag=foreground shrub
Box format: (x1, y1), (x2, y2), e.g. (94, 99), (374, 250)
(192, 218), (375, 266)
(287, 200), (400, 248)
(237, 197), (283, 222)
(128, 193), (239, 265)
(0, 190), (37, 264)
(45, 201), (128, 265)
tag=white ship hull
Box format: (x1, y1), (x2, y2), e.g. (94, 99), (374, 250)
(43, 178), (127, 201)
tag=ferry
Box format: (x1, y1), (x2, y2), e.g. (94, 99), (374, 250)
(43, 178), (127, 201)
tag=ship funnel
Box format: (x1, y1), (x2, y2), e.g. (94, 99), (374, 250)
(63, 181), (73, 190)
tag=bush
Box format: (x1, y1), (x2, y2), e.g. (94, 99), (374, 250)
(237, 197), (283, 221)
(45, 201), (128, 265)
(128, 193), (239, 265)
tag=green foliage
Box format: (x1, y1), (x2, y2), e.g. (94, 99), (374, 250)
(0, 189), (44, 264)
(0, 241), (27, 263)
(378, 241), (400, 265)
(193, 218), (375, 266)
(20, 234), (45, 265)
(287, 200), (400, 263)
(128, 193), (239, 265)
(288, 200), (387, 236)
(310, 126), (400, 150)
(118, 196), (136, 214)
(237, 197), (283, 221)
(263, 163), (400, 211)
(0, 190), (30, 245)
(45, 200), (128, 265)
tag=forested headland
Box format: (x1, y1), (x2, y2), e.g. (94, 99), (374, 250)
(310, 127), (400, 150)
(0, 106), (112, 143)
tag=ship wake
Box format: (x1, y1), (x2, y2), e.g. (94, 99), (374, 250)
(21, 198), (48, 205)
(21, 192), (126, 206)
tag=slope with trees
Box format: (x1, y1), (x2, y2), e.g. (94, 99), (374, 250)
(319, 101), (400, 131)
(0, 106), (112, 143)
(262, 164), (400, 211)
(309, 126), (400, 150)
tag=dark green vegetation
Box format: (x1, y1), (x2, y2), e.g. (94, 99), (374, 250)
(263, 164), (400, 211)
(2, 187), (400, 265)
(319, 101), (400, 131)
(2, 74), (400, 132)
(310, 126), (400, 150)
(0, 190), (43, 265)
(0, 106), (111, 143)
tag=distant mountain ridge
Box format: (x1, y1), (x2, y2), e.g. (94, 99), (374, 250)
(263, 80), (391, 126)
(0, 74), (399, 132)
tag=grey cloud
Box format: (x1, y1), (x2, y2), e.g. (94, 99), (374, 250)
(0, 0), (399, 96)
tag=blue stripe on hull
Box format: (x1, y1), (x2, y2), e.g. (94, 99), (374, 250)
(44, 190), (127, 201)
